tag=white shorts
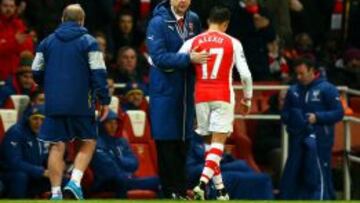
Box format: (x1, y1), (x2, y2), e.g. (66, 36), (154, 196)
(195, 101), (234, 136)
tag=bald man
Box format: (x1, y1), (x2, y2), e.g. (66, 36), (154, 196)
(32, 4), (110, 200)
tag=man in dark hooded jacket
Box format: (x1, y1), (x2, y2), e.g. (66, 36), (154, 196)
(90, 110), (159, 197)
(31, 4), (110, 200)
(0, 105), (48, 198)
(280, 58), (344, 200)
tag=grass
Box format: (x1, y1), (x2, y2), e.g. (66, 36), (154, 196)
(1, 200), (360, 203)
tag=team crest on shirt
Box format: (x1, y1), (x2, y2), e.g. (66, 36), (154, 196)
(311, 90), (321, 101)
(27, 141), (33, 147)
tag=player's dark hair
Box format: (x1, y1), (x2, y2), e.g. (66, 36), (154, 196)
(208, 6), (231, 24)
(292, 56), (318, 71)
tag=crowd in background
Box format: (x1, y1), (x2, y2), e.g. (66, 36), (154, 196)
(0, 0), (359, 199)
(0, 0), (359, 88)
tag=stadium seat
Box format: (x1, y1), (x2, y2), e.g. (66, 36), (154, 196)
(131, 143), (158, 177)
(127, 190), (157, 199)
(229, 121), (261, 172)
(87, 143), (158, 199)
(0, 109), (17, 132)
(129, 143), (158, 199)
(122, 110), (158, 169)
(3, 95), (30, 119)
(122, 110), (152, 143)
(109, 96), (120, 113)
(349, 96), (360, 114)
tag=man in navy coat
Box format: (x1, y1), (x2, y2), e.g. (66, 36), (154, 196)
(146, 0), (207, 199)
(280, 57), (344, 200)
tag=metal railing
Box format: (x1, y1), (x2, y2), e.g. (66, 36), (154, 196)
(113, 83), (360, 200)
(113, 83), (359, 200)
(233, 85), (360, 200)
(1, 79), (359, 199)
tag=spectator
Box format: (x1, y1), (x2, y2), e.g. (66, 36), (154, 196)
(267, 38), (290, 82)
(264, 0), (293, 46)
(0, 0), (34, 80)
(253, 90), (287, 188)
(146, 0), (206, 199)
(280, 57), (344, 199)
(225, 0), (276, 81)
(0, 105), (49, 198)
(94, 32), (112, 66)
(121, 82), (148, 112)
(0, 56), (36, 107)
(78, 0), (115, 53)
(22, 0), (71, 40)
(31, 4), (110, 200)
(328, 48), (360, 90)
(316, 32), (343, 71)
(21, 88), (44, 118)
(294, 33), (316, 59)
(283, 32), (316, 66)
(289, 0), (333, 45)
(90, 110), (159, 197)
(187, 134), (274, 200)
(29, 88), (44, 106)
(109, 46), (148, 85)
(114, 0), (141, 22)
(113, 11), (145, 54)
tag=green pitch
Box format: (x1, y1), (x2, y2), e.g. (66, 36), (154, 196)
(0, 201), (356, 202)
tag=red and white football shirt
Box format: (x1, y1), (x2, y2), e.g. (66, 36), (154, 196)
(179, 30), (253, 104)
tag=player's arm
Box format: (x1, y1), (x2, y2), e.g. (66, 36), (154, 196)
(179, 37), (208, 64)
(31, 40), (46, 87)
(87, 37), (111, 120)
(233, 38), (253, 113)
(178, 38), (193, 54)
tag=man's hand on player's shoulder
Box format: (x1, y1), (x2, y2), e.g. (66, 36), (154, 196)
(190, 46), (209, 64)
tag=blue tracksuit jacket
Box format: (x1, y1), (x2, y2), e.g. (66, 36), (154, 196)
(0, 106), (48, 178)
(91, 135), (138, 179)
(280, 76), (344, 200)
(146, 0), (201, 140)
(32, 21), (110, 116)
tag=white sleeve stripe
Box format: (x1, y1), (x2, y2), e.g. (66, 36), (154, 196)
(178, 37), (194, 53)
(31, 52), (45, 71)
(232, 37), (253, 99)
(88, 51), (106, 70)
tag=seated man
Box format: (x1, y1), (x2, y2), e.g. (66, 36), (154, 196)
(0, 59), (37, 107)
(0, 105), (49, 198)
(90, 110), (159, 197)
(21, 89), (45, 118)
(121, 82), (148, 112)
(187, 134), (274, 200)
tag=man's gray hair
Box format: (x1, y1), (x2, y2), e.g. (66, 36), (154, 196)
(62, 4), (85, 22)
